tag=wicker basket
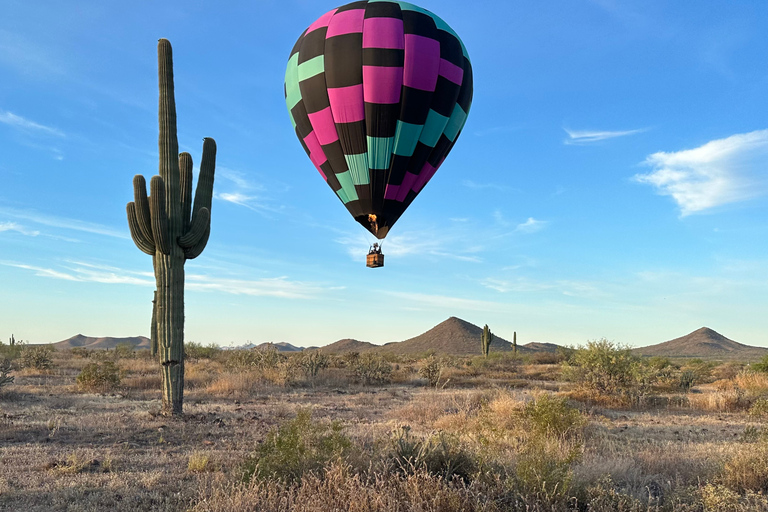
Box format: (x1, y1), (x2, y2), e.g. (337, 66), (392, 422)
(366, 253), (384, 268)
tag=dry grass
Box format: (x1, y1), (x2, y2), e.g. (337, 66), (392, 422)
(0, 348), (766, 511)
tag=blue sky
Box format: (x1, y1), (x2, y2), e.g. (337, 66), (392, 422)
(1, 0), (766, 348)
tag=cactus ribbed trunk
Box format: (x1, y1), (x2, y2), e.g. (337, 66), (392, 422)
(156, 253), (185, 415)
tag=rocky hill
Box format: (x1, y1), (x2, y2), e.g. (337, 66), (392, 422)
(634, 327), (767, 360)
(320, 338), (378, 354)
(377, 317), (533, 356)
(51, 334), (150, 350)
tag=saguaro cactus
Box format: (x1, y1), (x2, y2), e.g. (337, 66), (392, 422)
(126, 39), (216, 415)
(513, 331), (517, 355)
(481, 324), (494, 358)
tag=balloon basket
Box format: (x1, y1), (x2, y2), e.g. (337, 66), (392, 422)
(366, 253), (384, 268)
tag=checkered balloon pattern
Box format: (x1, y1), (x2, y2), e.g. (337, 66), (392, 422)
(285, 1), (473, 239)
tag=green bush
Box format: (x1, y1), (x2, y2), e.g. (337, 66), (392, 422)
(242, 409), (351, 483)
(20, 345), (54, 370)
(521, 394), (586, 439)
(562, 339), (641, 394)
(185, 341), (221, 360)
(76, 361), (121, 392)
(752, 355), (768, 374)
(352, 354), (392, 385)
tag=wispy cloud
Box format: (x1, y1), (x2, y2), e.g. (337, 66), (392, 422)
(515, 217), (548, 233)
(0, 207), (127, 239)
(1, 259), (329, 299)
(462, 180), (513, 192)
(187, 275), (328, 299)
(634, 129), (768, 215)
(384, 291), (508, 313)
(564, 127), (646, 145)
(215, 167), (284, 214)
(0, 109), (64, 137)
(335, 227), (484, 263)
(0, 221), (40, 236)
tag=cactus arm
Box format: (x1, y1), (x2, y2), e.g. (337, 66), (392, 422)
(149, 176), (171, 255)
(191, 138), (216, 216)
(132, 175), (154, 242)
(183, 226), (210, 260)
(179, 152), (193, 233)
(127, 203), (156, 255)
(178, 207), (210, 249)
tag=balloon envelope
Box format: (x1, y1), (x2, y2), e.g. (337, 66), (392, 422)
(285, 1), (473, 239)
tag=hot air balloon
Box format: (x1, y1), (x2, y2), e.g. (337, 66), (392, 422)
(284, 1), (473, 267)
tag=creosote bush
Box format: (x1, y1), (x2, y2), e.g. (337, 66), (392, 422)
(562, 339), (640, 395)
(241, 409), (351, 483)
(185, 341), (222, 361)
(418, 356), (444, 387)
(77, 361), (121, 392)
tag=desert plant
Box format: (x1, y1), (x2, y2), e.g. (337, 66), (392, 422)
(0, 359), (14, 388)
(352, 353), (392, 385)
(562, 339), (641, 394)
(20, 345), (54, 370)
(9, 334), (15, 347)
(296, 350), (330, 379)
(388, 426), (477, 483)
(77, 361), (121, 392)
(418, 356), (444, 387)
(512, 331), (517, 355)
(241, 409), (351, 483)
(126, 39), (217, 415)
(225, 346), (284, 372)
(114, 342), (135, 360)
(481, 324), (494, 358)
(185, 341), (221, 360)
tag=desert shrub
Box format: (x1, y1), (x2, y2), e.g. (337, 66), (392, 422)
(388, 426), (477, 483)
(114, 342), (135, 359)
(750, 398), (768, 418)
(752, 355), (768, 374)
(351, 353), (392, 385)
(69, 347), (91, 359)
(678, 369), (697, 392)
(562, 339), (642, 396)
(521, 394), (586, 439)
(294, 350), (330, 379)
(225, 346), (284, 371)
(241, 409), (351, 483)
(528, 351), (565, 365)
(0, 359), (14, 388)
(20, 345), (54, 370)
(185, 341), (221, 360)
(720, 441), (768, 493)
(76, 361), (121, 391)
(418, 356), (444, 387)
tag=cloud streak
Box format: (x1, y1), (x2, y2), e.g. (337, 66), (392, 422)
(564, 127), (645, 145)
(634, 129), (768, 215)
(0, 207), (127, 239)
(0, 221), (40, 236)
(0, 109), (64, 137)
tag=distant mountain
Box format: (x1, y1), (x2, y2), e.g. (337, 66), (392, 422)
(634, 327), (768, 360)
(377, 317), (540, 356)
(523, 342), (560, 353)
(255, 342), (303, 352)
(52, 334), (150, 350)
(321, 338), (378, 354)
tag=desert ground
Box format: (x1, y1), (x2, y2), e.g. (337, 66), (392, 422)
(2, 342), (768, 512)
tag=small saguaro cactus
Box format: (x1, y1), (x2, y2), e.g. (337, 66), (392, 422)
(481, 324), (494, 358)
(9, 335), (15, 347)
(513, 331), (517, 355)
(126, 39), (216, 416)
